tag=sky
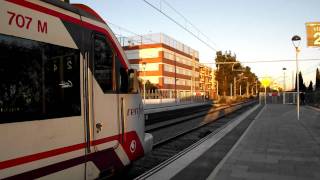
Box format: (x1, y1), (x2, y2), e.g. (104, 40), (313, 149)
(71, 0), (320, 89)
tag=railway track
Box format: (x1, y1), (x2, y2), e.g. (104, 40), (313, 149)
(145, 103), (215, 126)
(110, 100), (260, 179)
(146, 101), (249, 133)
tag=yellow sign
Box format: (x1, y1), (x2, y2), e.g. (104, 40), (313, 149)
(261, 78), (271, 87)
(306, 22), (320, 47)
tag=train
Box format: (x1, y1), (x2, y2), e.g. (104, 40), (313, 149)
(0, 0), (153, 179)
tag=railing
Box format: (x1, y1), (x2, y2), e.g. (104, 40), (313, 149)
(118, 33), (199, 58)
(258, 92), (297, 104)
(141, 89), (209, 104)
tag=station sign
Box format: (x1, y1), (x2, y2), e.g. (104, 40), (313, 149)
(261, 77), (271, 87)
(306, 22), (320, 47)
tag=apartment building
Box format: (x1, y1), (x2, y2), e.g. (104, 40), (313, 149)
(199, 64), (216, 99)
(122, 33), (200, 98)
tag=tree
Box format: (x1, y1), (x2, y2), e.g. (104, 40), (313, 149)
(307, 81), (313, 92)
(138, 79), (158, 92)
(145, 80), (158, 91)
(295, 71), (307, 92)
(215, 51), (236, 96)
(215, 51), (259, 97)
(316, 68), (320, 91)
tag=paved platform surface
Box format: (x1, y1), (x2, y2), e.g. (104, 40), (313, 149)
(140, 103), (261, 180)
(210, 104), (320, 180)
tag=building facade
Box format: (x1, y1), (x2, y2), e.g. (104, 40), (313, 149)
(199, 64), (216, 99)
(122, 33), (200, 98)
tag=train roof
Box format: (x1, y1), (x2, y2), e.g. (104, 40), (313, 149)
(41, 0), (105, 23)
(35, 0), (129, 68)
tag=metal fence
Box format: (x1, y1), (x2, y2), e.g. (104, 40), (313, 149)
(259, 92), (297, 104)
(141, 90), (207, 103)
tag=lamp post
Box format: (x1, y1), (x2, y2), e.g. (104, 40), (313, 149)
(216, 80), (219, 99)
(246, 81), (249, 97)
(142, 62), (147, 104)
(282, 67), (286, 104)
(256, 81), (258, 95)
(291, 35), (301, 120)
(174, 53), (177, 103)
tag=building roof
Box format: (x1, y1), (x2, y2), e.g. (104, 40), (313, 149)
(119, 33), (199, 59)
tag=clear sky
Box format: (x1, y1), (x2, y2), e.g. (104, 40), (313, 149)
(71, 0), (320, 89)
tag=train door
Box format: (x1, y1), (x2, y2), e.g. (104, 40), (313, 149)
(90, 33), (120, 148)
(84, 33), (122, 178)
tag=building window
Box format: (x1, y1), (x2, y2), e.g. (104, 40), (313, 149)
(164, 64), (174, 73)
(164, 51), (174, 60)
(164, 77), (174, 84)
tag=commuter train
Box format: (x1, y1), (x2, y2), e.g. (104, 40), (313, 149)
(0, 0), (153, 179)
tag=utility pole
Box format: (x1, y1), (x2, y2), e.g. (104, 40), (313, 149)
(265, 86), (267, 104)
(292, 71), (294, 90)
(224, 76), (227, 96)
(191, 52), (195, 101)
(174, 53), (177, 104)
(283, 67), (286, 104)
(246, 82), (249, 97)
(142, 62), (147, 104)
(234, 77), (236, 98)
(216, 81), (219, 99)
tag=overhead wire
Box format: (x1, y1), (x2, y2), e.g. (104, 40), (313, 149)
(141, 0), (218, 52)
(107, 9), (320, 83)
(107, 21), (159, 45)
(160, 0), (220, 49)
(199, 58), (320, 64)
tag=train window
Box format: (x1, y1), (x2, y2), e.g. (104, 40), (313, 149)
(128, 69), (139, 94)
(0, 34), (81, 123)
(119, 66), (128, 93)
(94, 35), (114, 92)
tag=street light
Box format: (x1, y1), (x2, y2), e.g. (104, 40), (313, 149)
(282, 67), (286, 104)
(291, 35), (301, 120)
(142, 62), (147, 103)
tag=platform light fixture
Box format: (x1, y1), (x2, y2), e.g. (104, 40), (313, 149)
(282, 67), (287, 104)
(142, 62), (147, 103)
(291, 35), (301, 120)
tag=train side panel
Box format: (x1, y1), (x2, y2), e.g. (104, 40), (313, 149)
(0, 0), (152, 179)
(0, 0), (86, 179)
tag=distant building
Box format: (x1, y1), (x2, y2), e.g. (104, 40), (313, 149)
(121, 33), (201, 98)
(199, 64), (216, 99)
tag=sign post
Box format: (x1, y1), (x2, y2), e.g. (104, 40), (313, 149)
(261, 77), (271, 105)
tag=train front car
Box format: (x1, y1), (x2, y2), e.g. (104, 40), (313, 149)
(0, 0), (152, 179)
(72, 2), (154, 178)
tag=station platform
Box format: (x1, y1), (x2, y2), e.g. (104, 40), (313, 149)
(210, 104), (320, 180)
(143, 104), (320, 180)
